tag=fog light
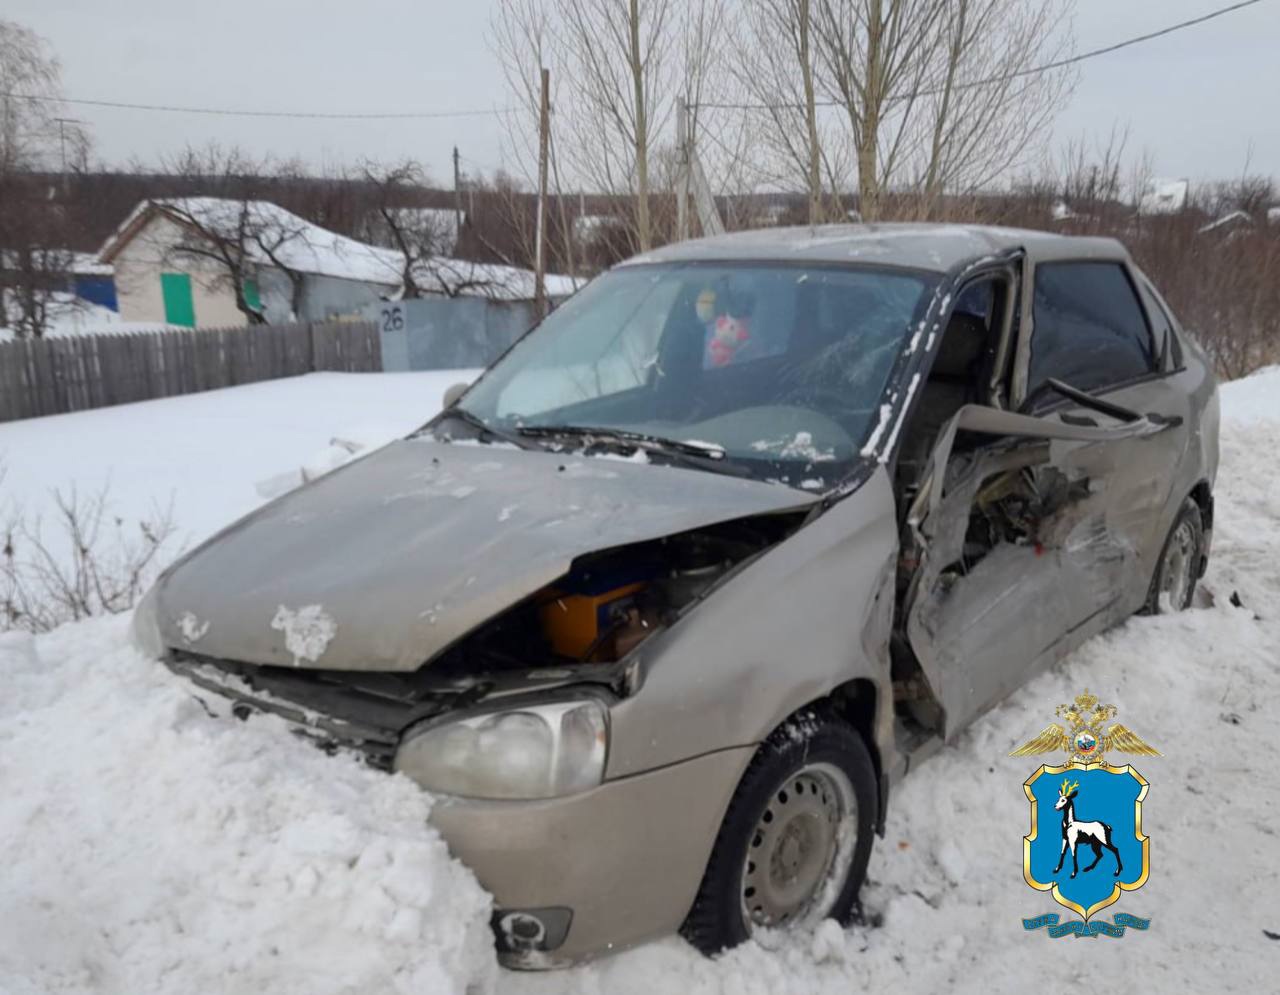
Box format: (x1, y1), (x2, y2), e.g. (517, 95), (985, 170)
(492, 907), (573, 954)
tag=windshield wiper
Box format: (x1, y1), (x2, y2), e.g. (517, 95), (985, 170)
(431, 407), (534, 449)
(516, 425), (751, 477)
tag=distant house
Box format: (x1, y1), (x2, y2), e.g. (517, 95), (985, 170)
(1138, 178), (1190, 216)
(98, 198), (403, 327)
(69, 253), (118, 311)
(1197, 209), (1255, 238)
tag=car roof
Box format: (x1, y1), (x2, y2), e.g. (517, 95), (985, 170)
(621, 223), (1130, 274)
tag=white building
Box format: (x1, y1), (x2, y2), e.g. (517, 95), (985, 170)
(98, 198), (579, 328)
(1137, 178), (1190, 216)
(98, 198), (403, 327)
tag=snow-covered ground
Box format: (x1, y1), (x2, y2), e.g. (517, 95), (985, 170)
(2, 368), (1278, 994)
(0, 371), (478, 557)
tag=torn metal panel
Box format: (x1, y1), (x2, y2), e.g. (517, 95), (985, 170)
(909, 403), (1177, 526)
(900, 402), (1180, 738)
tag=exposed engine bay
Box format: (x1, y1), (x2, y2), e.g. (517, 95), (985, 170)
(169, 511), (807, 768)
(432, 512), (805, 675)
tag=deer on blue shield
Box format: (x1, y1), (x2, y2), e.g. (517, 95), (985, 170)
(1053, 778), (1123, 878)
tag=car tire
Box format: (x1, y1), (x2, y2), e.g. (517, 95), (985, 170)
(1142, 496), (1205, 614)
(680, 707), (878, 955)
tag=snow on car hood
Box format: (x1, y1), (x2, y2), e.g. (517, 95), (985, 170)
(153, 438), (818, 671)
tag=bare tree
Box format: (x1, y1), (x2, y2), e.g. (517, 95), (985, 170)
(906, 0), (1075, 216)
(2, 476), (177, 634)
(490, 0), (584, 274)
(1040, 125), (1134, 234)
(157, 146), (311, 324)
(0, 21), (90, 336)
(758, 0), (1077, 221)
(0, 20), (79, 176)
(3, 239), (75, 337)
(492, 0), (728, 253)
(734, 0), (849, 222)
(550, 0), (674, 251)
(357, 159), (462, 298)
(809, 0), (945, 221)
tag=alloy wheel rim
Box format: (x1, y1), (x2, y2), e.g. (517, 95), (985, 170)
(741, 761), (857, 931)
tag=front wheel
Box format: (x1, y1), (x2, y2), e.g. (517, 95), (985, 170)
(681, 708), (878, 955)
(1143, 496), (1205, 614)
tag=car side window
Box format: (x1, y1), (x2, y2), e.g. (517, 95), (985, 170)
(1138, 280), (1184, 372)
(1027, 262), (1156, 404)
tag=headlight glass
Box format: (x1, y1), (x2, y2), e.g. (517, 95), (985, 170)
(395, 697), (608, 800)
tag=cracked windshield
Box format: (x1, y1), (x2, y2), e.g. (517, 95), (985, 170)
(458, 263), (936, 487)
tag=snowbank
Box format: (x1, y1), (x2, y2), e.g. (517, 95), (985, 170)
(0, 617), (496, 995)
(2, 368), (1279, 993)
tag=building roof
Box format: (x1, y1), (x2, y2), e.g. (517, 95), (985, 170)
(623, 223), (1128, 274)
(99, 198), (404, 286)
(1198, 209), (1255, 235)
(1138, 178), (1189, 216)
(406, 256), (582, 300)
(364, 207), (463, 255)
(69, 252), (114, 277)
(99, 197), (579, 301)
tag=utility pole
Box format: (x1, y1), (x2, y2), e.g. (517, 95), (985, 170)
(676, 98), (690, 242)
(534, 67), (551, 320)
(452, 146), (463, 230)
(54, 118), (81, 196)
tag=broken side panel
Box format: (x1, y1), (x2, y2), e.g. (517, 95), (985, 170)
(898, 405), (1173, 739)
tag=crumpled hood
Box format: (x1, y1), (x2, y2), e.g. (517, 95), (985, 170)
(154, 438), (818, 671)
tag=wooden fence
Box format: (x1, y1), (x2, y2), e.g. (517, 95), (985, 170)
(0, 321), (382, 423)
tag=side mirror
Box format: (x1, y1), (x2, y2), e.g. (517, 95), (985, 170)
(442, 382), (470, 409)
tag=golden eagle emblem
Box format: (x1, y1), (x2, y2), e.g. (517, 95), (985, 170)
(1010, 689), (1160, 765)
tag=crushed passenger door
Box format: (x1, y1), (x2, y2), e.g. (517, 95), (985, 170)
(901, 404), (1179, 738)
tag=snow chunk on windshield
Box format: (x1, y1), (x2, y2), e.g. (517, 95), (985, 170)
(751, 431), (836, 462)
(270, 604), (337, 666)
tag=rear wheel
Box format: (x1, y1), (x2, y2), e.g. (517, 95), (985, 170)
(1143, 497), (1204, 614)
(681, 708), (877, 954)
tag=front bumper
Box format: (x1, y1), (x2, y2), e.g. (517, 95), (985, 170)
(166, 652), (752, 967)
(429, 746), (754, 967)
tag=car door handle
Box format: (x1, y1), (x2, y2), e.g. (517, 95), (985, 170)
(1058, 412), (1097, 428)
(1145, 412), (1183, 428)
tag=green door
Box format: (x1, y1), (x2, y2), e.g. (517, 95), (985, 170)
(160, 272), (196, 327)
(242, 277), (262, 315)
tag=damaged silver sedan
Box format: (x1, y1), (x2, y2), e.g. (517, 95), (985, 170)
(133, 224), (1218, 967)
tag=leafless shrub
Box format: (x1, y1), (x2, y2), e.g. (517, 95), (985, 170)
(1, 477), (178, 633)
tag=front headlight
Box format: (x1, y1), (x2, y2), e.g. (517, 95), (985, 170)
(130, 584), (165, 660)
(395, 697), (608, 800)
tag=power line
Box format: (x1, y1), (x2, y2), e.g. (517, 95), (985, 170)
(0, 91), (515, 121)
(0, 0), (1263, 121)
(699, 0), (1268, 110)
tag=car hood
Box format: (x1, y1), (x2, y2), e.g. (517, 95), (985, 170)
(154, 438), (819, 671)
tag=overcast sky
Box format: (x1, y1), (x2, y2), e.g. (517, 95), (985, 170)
(10, 0), (1279, 189)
